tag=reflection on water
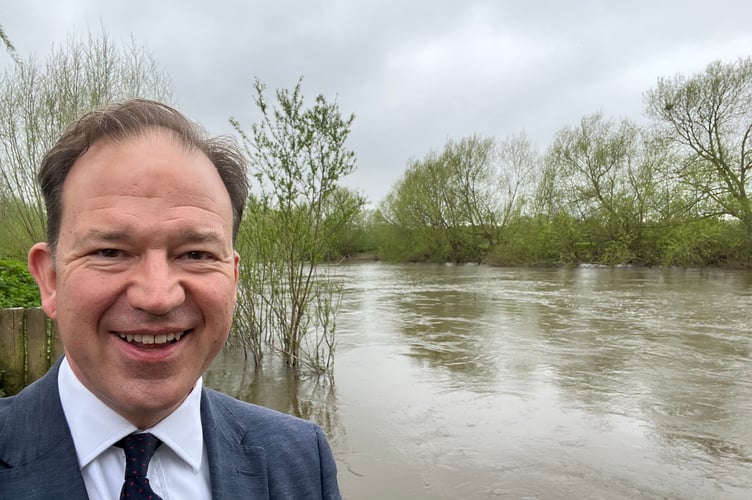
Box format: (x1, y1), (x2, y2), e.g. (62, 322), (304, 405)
(204, 348), (344, 446)
(206, 263), (752, 499)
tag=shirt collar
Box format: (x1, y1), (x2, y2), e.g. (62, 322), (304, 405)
(57, 356), (205, 473)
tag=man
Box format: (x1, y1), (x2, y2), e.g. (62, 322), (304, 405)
(0, 99), (342, 499)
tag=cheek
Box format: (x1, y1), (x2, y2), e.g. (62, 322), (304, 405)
(56, 271), (119, 320)
(200, 285), (236, 329)
(207, 272), (238, 304)
(213, 291), (236, 324)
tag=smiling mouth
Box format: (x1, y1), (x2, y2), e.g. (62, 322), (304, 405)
(117, 331), (189, 345)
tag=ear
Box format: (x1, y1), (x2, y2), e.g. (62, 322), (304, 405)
(28, 242), (58, 320)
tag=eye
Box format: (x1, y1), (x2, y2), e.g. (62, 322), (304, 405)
(181, 251), (214, 261)
(94, 249), (124, 258)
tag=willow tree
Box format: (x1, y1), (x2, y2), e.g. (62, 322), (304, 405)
(496, 133), (539, 225)
(0, 23), (20, 65)
(0, 29), (172, 257)
(230, 77), (359, 373)
(542, 113), (674, 264)
(378, 135), (509, 263)
(645, 57), (752, 243)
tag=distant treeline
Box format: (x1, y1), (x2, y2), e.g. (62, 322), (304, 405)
(336, 57), (752, 268)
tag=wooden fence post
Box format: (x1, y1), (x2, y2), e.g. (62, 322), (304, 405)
(50, 320), (64, 362)
(26, 308), (51, 384)
(0, 307), (60, 396)
(0, 308), (26, 395)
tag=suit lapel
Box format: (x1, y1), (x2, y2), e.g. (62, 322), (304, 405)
(0, 442), (87, 499)
(201, 388), (270, 499)
(0, 357), (88, 499)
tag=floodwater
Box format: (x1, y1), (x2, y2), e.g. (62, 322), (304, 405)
(205, 263), (752, 499)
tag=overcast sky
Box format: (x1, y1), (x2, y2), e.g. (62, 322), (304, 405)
(3, 0), (752, 205)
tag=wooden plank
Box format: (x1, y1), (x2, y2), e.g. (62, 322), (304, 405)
(50, 320), (65, 363)
(26, 308), (50, 384)
(0, 308), (26, 395)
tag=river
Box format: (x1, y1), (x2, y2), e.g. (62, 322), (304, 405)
(204, 263), (752, 499)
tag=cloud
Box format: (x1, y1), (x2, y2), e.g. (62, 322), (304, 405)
(2, 0), (752, 204)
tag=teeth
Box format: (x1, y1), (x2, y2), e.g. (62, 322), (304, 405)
(118, 331), (184, 344)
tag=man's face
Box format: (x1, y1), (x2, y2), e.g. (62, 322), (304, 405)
(28, 129), (239, 428)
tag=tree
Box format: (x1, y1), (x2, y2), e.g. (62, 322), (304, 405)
(379, 135), (505, 263)
(321, 186), (369, 259)
(230, 77), (359, 372)
(645, 57), (752, 242)
(377, 154), (454, 261)
(496, 133), (539, 226)
(0, 29), (173, 257)
(545, 113), (635, 226)
(541, 113), (674, 264)
(0, 23), (20, 65)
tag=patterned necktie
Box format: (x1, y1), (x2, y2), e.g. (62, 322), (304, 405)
(114, 433), (164, 500)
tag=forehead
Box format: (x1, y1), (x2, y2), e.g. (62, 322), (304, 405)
(60, 130), (233, 228)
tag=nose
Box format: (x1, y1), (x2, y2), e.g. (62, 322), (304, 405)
(126, 252), (185, 315)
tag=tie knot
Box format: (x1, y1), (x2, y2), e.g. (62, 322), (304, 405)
(115, 433), (162, 478)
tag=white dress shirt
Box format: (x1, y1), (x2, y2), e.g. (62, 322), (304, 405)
(58, 357), (212, 499)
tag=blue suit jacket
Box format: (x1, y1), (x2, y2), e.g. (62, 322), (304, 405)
(0, 358), (342, 499)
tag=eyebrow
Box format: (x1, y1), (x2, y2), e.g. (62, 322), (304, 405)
(178, 229), (224, 245)
(79, 228), (224, 245)
(80, 229), (132, 243)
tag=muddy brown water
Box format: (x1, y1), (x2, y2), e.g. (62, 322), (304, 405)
(205, 263), (752, 499)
